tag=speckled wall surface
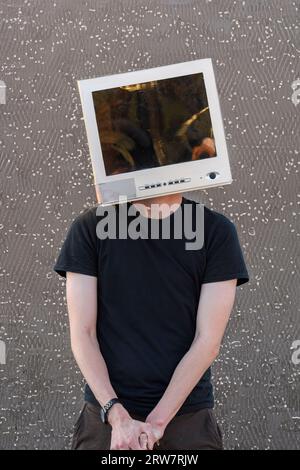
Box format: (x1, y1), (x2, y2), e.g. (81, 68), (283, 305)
(0, 0), (299, 450)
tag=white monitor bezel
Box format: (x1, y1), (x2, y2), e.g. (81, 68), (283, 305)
(77, 58), (232, 204)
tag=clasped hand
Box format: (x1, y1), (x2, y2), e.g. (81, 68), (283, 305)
(110, 415), (164, 451)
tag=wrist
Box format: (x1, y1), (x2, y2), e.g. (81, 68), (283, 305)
(146, 412), (168, 433)
(107, 403), (130, 427)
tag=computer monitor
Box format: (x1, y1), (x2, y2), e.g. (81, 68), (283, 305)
(77, 58), (232, 205)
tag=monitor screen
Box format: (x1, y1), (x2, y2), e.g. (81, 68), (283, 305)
(91, 72), (217, 177)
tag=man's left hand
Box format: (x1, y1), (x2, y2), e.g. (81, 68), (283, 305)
(145, 416), (165, 449)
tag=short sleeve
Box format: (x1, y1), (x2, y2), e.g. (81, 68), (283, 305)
(53, 208), (98, 278)
(202, 214), (250, 287)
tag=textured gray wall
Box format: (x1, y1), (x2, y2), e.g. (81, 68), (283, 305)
(0, 0), (299, 450)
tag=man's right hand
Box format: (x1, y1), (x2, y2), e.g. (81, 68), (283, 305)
(108, 404), (159, 450)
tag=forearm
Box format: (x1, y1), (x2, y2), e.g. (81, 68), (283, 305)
(147, 336), (219, 429)
(71, 331), (160, 448)
(71, 331), (125, 413)
(66, 272), (130, 426)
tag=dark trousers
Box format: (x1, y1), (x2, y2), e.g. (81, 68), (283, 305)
(71, 401), (224, 450)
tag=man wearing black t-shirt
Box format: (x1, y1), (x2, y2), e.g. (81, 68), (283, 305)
(54, 193), (249, 450)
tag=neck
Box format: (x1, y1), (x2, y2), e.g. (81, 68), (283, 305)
(132, 193), (183, 219)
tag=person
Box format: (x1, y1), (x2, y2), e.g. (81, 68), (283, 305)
(54, 193), (250, 450)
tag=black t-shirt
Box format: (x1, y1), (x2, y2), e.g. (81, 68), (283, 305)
(54, 197), (250, 417)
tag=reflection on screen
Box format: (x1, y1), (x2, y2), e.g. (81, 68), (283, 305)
(92, 73), (217, 176)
